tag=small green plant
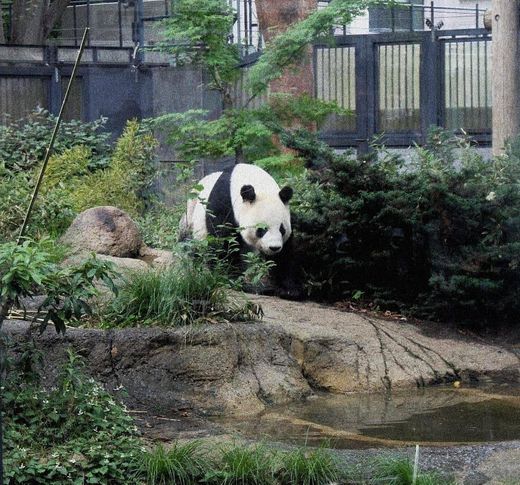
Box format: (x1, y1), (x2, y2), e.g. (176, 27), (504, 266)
(138, 442), (208, 485)
(0, 238), (117, 333)
(373, 456), (452, 485)
(99, 253), (262, 327)
(4, 348), (142, 484)
(276, 445), (341, 485)
(204, 443), (277, 485)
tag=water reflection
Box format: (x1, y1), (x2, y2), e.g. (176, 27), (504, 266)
(215, 386), (520, 448)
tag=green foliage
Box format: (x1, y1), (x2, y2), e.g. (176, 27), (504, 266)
(204, 443), (277, 485)
(137, 203), (183, 249)
(138, 442), (207, 485)
(4, 348), (141, 484)
(287, 128), (520, 325)
(158, 0), (239, 103)
(0, 238), (117, 333)
(71, 120), (158, 217)
(276, 445), (341, 485)
(248, 0), (373, 96)
(98, 252), (263, 327)
(0, 107), (111, 173)
(0, 165), (76, 242)
(372, 456), (452, 485)
(0, 117), (158, 242)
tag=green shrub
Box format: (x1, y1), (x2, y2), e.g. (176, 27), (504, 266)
(71, 120), (158, 217)
(286, 128), (520, 326)
(204, 443), (277, 485)
(138, 442), (207, 485)
(98, 253), (263, 327)
(276, 445), (341, 485)
(4, 348), (142, 484)
(372, 456), (452, 485)
(0, 107), (111, 173)
(137, 203), (183, 249)
(0, 238), (117, 333)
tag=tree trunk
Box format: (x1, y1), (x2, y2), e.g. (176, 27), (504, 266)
(10, 0), (71, 45)
(255, 0), (315, 96)
(492, 0), (520, 155)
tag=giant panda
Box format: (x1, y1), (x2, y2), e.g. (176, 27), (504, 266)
(179, 163), (302, 299)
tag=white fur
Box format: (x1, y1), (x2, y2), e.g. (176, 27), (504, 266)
(182, 164), (291, 256)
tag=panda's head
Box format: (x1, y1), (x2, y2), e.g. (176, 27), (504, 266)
(238, 184), (293, 256)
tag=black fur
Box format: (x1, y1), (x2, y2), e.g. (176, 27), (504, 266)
(206, 167), (237, 237)
(271, 235), (303, 300)
(240, 184), (256, 202)
(279, 186), (293, 204)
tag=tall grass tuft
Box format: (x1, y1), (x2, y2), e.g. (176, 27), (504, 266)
(101, 256), (262, 327)
(373, 456), (452, 485)
(137, 442), (207, 485)
(204, 443), (277, 485)
(276, 445), (341, 485)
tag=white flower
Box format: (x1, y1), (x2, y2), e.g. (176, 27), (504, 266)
(486, 191), (496, 201)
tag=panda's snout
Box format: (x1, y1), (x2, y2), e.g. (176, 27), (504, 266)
(269, 245), (282, 254)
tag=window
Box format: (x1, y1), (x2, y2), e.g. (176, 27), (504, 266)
(369, 2), (424, 32)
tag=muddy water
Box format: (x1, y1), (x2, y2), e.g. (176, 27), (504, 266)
(215, 385), (520, 449)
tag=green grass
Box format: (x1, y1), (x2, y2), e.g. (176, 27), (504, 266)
(137, 442), (207, 485)
(276, 445), (341, 485)
(372, 456), (452, 485)
(204, 443), (277, 485)
(99, 256), (263, 327)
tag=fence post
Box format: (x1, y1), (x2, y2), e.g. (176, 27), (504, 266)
(132, 0), (145, 64)
(420, 31), (441, 141)
(356, 35), (376, 155)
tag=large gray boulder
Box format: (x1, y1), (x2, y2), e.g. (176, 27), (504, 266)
(60, 206), (142, 258)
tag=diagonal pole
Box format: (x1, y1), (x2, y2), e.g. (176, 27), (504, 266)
(17, 27), (90, 243)
(0, 28), (90, 485)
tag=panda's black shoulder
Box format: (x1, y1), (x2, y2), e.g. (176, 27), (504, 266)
(206, 166), (237, 236)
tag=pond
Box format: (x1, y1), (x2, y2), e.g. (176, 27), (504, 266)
(215, 385), (520, 449)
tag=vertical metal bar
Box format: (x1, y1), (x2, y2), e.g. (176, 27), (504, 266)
(476, 3), (479, 29)
(236, 0), (241, 50)
(334, 48), (338, 103)
(405, 44), (409, 119)
(430, 1), (435, 41)
(73, 4), (78, 47)
(118, 0), (123, 48)
(327, 47), (331, 101)
(398, 43), (402, 129)
(165, 0), (169, 16)
(243, 0), (248, 49)
(248, 0), (253, 51)
(470, 41), (474, 127)
(476, 40), (481, 129)
(341, 47), (345, 108)
(484, 38), (489, 129)
(391, 6), (395, 32)
(384, 44), (388, 126)
(446, 42), (453, 128)
(86, 0), (91, 46)
(462, 41), (466, 127)
(410, 4), (413, 32)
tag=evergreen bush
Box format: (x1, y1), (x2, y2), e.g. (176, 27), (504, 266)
(287, 128), (520, 326)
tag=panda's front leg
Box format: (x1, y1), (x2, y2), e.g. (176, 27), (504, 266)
(270, 237), (304, 300)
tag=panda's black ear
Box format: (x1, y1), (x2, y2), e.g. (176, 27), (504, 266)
(279, 186), (293, 204)
(240, 184), (256, 203)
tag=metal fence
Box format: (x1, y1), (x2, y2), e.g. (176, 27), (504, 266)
(315, 28), (492, 151)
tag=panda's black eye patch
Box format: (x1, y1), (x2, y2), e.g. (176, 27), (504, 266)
(280, 224), (286, 236)
(256, 227), (267, 238)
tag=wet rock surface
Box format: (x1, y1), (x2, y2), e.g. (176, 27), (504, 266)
(4, 295), (519, 416)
